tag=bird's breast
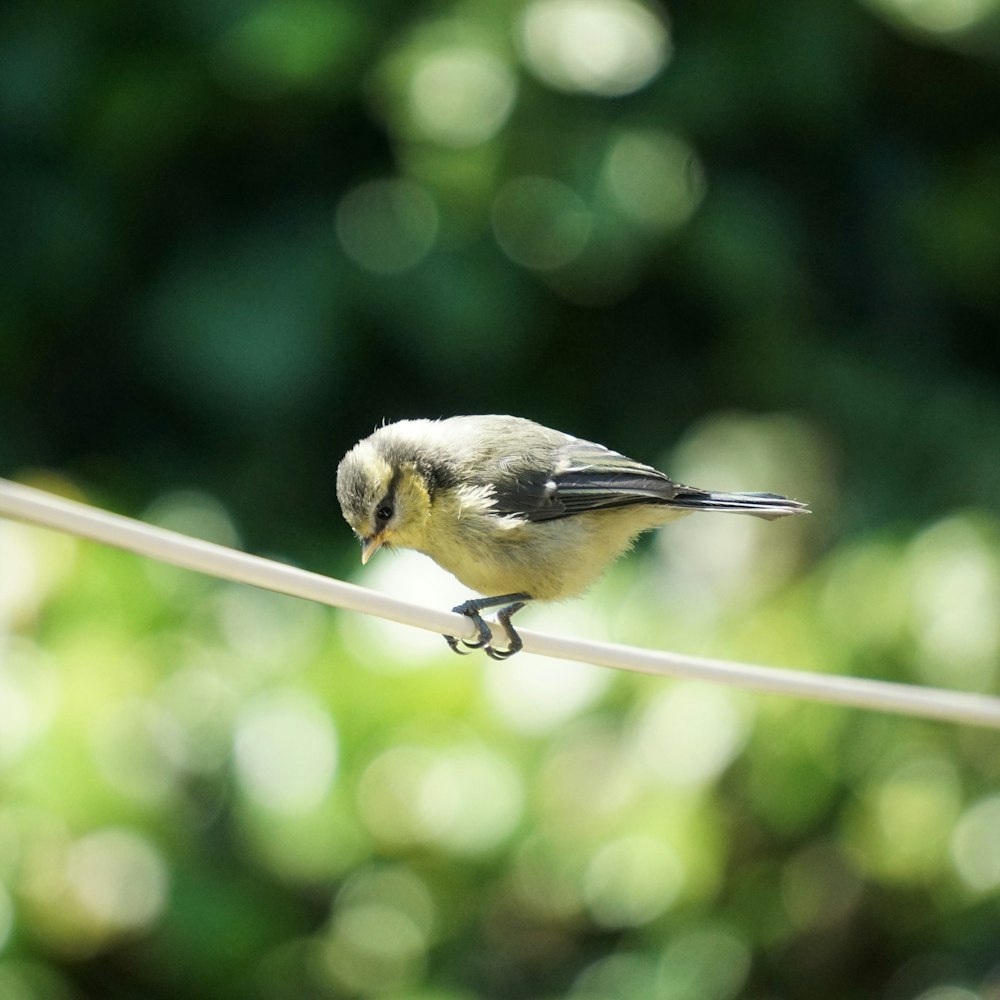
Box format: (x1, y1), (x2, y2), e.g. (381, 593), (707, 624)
(420, 505), (683, 600)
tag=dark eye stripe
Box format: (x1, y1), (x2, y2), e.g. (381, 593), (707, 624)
(375, 467), (403, 524)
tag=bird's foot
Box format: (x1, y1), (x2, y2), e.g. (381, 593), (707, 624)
(444, 607), (492, 655)
(444, 594), (530, 659)
(483, 602), (526, 660)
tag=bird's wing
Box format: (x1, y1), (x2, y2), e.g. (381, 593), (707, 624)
(487, 438), (678, 523)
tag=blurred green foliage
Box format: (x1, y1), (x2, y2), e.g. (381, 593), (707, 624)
(3, 0), (1000, 996)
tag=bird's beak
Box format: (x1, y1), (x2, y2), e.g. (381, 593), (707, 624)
(360, 533), (385, 565)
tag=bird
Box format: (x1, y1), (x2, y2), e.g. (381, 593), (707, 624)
(336, 415), (809, 659)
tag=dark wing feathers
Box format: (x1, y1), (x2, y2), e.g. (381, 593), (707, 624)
(486, 439), (679, 523)
(482, 437), (808, 522)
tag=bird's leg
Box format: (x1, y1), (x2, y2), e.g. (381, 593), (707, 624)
(445, 593), (531, 657)
(484, 601), (527, 660)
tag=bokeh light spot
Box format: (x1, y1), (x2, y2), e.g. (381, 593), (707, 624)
(418, 745), (524, 854)
(156, 666), (239, 774)
(0, 520), (75, 627)
(864, 0), (1000, 34)
(820, 539), (909, 649)
(322, 902), (425, 993)
(657, 925), (752, 1000)
(0, 960), (76, 1000)
(0, 639), (59, 766)
(518, 0), (670, 96)
(950, 794), (1000, 892)
(539, 722), (641, 825)
(92, 697), (183, 806)
(605, 129), (706, 232)
(337, 902), (423, 959)
(215, 585), (328, 675)
(583, 835), (684, 927)
(631, 683), (751, 788)
(858, 758), (962, 881)
(906, 515), (1000, 691)
(912, 989), (980, 1000)
(0, 528), (43, 629)
(234, 689), (338, 814)
(357, 745), (443, 844)
(573, 952), (658, 997)
(66, 828), (169, 932)
(357, 743), (523, 853)
(321, 866), (433, 994)
(336, 178), (438, 274)
(492, 176), (591, 270)
(483, 649), (610, 734)
(409, 46), (517, 147)
(336, 866), (435, 939)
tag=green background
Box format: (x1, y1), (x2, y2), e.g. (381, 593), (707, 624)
(2, 0), (1000, 997)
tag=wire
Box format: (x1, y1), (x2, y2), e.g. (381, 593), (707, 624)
(2, 476), (999, 729)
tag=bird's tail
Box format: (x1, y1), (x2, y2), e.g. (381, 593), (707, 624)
(670, 488), (810, 521)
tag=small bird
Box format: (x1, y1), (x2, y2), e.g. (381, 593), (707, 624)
(337, 415), (809, 659)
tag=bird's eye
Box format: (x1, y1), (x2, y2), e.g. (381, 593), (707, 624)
(376, 504), (394, 523)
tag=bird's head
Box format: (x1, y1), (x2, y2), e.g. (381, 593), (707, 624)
(336, 437), (434, 564)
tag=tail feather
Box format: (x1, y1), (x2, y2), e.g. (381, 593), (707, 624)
(671, 489), (810, 521)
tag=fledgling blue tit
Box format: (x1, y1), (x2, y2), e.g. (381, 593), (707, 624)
(336, 415), (809, 659)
